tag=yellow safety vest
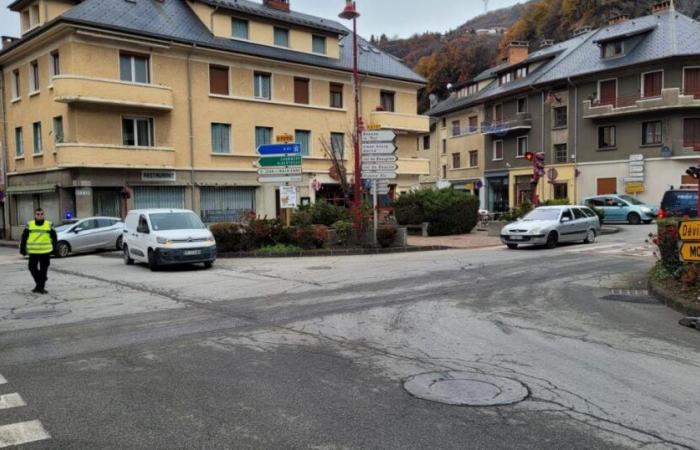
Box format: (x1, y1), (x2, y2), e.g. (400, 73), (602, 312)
(26, 220), (53, 255)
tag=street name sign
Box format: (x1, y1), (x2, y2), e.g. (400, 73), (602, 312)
(361, 130), (396, 143)
(258, 176), (302, 183)
(258, 155), (303, 167)
(362, 171), (397, 180)
(362, 155), (397, 163)
(257, 143), (302, 184)
(259, 167), (302, 176)
(679, 220), (700, 241)
(257, 144), (301, 155)
(363, 163), (398, 172)
(680, 242), (700, 262)
(361, 142), (397, 155)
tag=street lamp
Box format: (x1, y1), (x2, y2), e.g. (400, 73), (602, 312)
(339, 0), (363, 232)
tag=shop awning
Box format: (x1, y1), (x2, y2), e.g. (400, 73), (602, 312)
(6, 184), (57, 195)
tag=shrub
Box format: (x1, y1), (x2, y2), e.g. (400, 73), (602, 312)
(332, 220), (353, 246)
(654, 219), (682, 278)
(590, 206), (605, 222)
(292, 225), (328, 249)
(291, 210), (313, 227)
(307, 200), (350, 226)
(393, 188), (479, 236)
(258, 244), (304, 255)
(211, 223), (247, 252)
(500, 202), (534, 223)
(377, 226), (398, 248)
(541, 199), (570, 206)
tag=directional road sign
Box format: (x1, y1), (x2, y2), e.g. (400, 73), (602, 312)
(258, 167), (302, 176)
(362, 155), (397, 163)
(680, 242), (700, 262)
(258, 176), (303, 184)
(362, 172), (397, 180)
(257, 143), (301, 156)
(363, 163), (398, 172)
(362, 130), (396, 143)
(258, 155), (303, 167)
(361, 142), (397, 155)
(679, 220), (700, 241)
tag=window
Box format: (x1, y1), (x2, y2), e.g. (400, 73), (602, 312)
(602, 41), (623, 58)
(469, 150), (478, 167)
(642, 121), (662, 145)
(295, 130), (311, 156)
(442, 139), (446, 154)
(642, 71), (663, 98)
(441, 118), (447, 128)
(499, 72), (512, 85)
(32, 122), (42, 154)
(493, 104), (503, 122)
(468, 116), (478, 132)
(232, 18), (249, 39)
(516, 136), (528, 158)
(596, 178), (618, 195)
(441, 165), (447, 179)
(330, 83), (343, 108)
(515, 66), (528, 79)
(683, 118), (700, 148)
(209, 65), (229, 95)
(274, 27), (289, 47)
(254, 72), (271, 100)
(255, 127), (273, 148)
(12, 69), (20, 99)
(15, 127), (23, 157)
(422, 135), (430, 150)
(452, 153), (461, 169)
(211, 123), (231, 154)
(331, 132), (345, 158)
(553, 106), (567, 128)
(119, 53), (150, 83)
(573, 208), (586, 220)
(452, 120), (461, 137)
(30, 60), (39, 92)
(493, 140), (504, 160)
(122, 117), (154, 147)
(294, 77), (309, 104)
(598, 126), (616, 149)
(50, 51), (60, 78)
(517, 97), (527, 113)
(53, 116), (63, 144)
(554, 144), (567, 164)
(684, 67), (700, 97)
(380, 91), (395, 112)
(312, 35), (327, 54)
(598, 79), (617, 106)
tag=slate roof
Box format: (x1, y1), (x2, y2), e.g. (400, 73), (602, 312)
(428, 7), (700, 117)
(2, 0), (425, 84)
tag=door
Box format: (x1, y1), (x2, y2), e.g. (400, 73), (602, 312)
(70, 219), (101, 252)
(130, 214), (150, 261)
(559, 208), (577, 242)
(596, 178), (617, 195)
(571, 208), (590, 240)
(599, 196), (625, 222)
(684, 68), (700, 98)
(599, 79), (617, 106)
(94, 218), (121, 249)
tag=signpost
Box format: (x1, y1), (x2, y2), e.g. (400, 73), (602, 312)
(361, 130), (397, 245)
(257, 142), (303, 225)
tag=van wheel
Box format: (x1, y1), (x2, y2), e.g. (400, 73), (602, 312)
(56, 241), (71, 258)
(545, 232), (559, 249)
(123, 245), (134, 265)
(148, 250), (159, 272)
(628, 213), (641, 225)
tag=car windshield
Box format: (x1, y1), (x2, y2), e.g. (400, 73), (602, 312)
(522, 209), (561, 221)
(618, 195), (644, 205)
(149, 212), (206, 231)
(665, 192), (697, 209)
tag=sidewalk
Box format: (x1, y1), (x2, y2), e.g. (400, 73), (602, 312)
(407, 230), (501, 249)
(0, 240), (19, 248)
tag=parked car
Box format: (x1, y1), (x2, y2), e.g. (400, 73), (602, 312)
(55, 217), (124, 257)
(583, 195), (658, 225)
(658, 189), (698, 219)
(501, 206), (601, 249)
(122, 209), (216, 271)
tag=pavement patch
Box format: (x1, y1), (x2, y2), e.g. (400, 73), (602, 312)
(600, 289), (658, 305)
(403, 371), (528, 406)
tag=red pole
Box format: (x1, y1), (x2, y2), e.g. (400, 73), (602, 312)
(352, 11), (363, 231)
(697, 160), (700, 216)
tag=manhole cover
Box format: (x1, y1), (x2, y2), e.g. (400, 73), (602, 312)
(403, 371), (528, 406)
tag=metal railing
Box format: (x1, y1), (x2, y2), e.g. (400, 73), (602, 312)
(480, 113), (533, 134)
(591, 93), (662, 108)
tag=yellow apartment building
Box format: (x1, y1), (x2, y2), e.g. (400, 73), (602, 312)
(0, 0), (429, 238)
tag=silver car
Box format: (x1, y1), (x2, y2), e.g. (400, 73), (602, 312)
(55, 217), (124, 257)
(501, 206), (601, 249)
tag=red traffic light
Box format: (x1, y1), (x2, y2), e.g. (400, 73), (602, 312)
(524, 152), (534, 161)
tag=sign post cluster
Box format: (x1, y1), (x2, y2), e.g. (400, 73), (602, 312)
(257, 137), (302, 226)
(361, 129), (397, 244)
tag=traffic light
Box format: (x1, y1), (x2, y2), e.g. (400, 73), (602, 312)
(686, 166), (700, 179)
(524, 152), (534, 162)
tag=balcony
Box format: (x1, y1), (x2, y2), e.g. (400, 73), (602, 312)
(369, 111), (430, 133)
(397, 158), (430, 175)
(55, 143), (176, 168)
(480, 112), (532, 135)
(52, 76), (174, 111)
(583, 88), (700, 119)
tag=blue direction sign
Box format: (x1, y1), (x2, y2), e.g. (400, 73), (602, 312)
(257, 143), (301, 156)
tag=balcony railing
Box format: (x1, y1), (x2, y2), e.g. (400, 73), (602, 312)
(480, 112), (532, 135)
(683, 140), (700, 151)
(584, 88), (700, 118)
(451, 126), (480, 137)
(52, 75), (174, 111)
(369, 111), (430, 133)
(55, 143), (176, 168)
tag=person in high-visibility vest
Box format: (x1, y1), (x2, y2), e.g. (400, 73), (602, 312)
(20, 208), (57, 294)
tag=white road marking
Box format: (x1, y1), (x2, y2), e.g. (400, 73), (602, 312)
(562, 243), (621, 253)
(0, 420), (51, 448)
(0, 375), (5, 385)
(0, 394), (26, 410)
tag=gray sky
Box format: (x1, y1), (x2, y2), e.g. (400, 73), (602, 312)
(0, 0), (521, 39)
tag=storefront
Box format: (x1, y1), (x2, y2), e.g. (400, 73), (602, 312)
(485, 173), (509, 213)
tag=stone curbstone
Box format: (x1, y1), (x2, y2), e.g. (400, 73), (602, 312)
(218, 245), (451, 259)
(648, 276), (700, 317)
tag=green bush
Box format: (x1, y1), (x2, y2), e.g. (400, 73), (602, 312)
(258, 244), (304, 255)
(210, 223), (247, 252)
(306, 200), (350, 226)
(332, 220), (353, 246)
(290, 209), (313, 227)
(377, 226), (398, 248)
(541, 199), (570, 206)
(291, 225), (328, 249)
(393, 188), (479, 236)
(655, 219), (682, 278)
(500, 202), (534, 223)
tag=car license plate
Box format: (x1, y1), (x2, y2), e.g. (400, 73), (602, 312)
(184, 250), (201, 256)
(510, 235), (523, 241)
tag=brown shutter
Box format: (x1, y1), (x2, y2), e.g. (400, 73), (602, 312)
(684, 118), (700, 148)
(599, 80), (617, 106)
(644, 72), (662, 97)
(209, 65), (229, 95)
(597, 178), (617, 195)
(294, 78), (309, 104)
(330, 83), (343, 108)
(684, 68), (700, 98)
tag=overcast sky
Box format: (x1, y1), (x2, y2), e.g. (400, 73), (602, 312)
(0, 0), (522, 38)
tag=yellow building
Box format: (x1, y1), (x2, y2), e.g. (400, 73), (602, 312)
(0, 0), (429, 237)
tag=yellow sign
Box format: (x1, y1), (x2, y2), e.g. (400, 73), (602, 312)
(625, 182), (645, 194)
(679, 220), (700, 241)
(366, 123), (382, 130)
(276, 133), (294, 143)
(680, 242), (700, 262)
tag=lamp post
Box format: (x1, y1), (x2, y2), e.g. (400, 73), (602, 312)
(339, 0), (363, 231)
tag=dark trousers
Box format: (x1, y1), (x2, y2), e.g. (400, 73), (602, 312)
(28, 254), (51, 290)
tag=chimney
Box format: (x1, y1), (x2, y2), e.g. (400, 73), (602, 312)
(608, 14), (630, 26)
(506, 41), (529, 65)
(651, 1), (673, 13)
(1, 36), (18, 49)
(263, 0), (290, 12)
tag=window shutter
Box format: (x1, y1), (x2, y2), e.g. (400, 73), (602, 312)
(685, 68), (700, 98)
(294, 78), (309, 104)
(684, 118), (700, 148)
(599, 80), (617, 106)
(644, 72), (662, 97)
(209, 66), (229, 95)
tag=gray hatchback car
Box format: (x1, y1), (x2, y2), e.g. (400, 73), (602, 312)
(55, 217), (124, 257)
(501, 206), (601, 249)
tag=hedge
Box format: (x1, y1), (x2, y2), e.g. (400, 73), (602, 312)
(393, 188), (479, 236)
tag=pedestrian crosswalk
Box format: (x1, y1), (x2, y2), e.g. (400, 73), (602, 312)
(0, 373), (50, 448)
(561, 242), (656, 259)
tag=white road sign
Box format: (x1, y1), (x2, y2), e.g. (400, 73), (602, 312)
(362, 172), (398, 180)
(362, 130), (396, 143)
(362, 155), (398, 163)
(361, 142), (397, 155)
(258, 167), (302, 176)
(258, 175), (303, 184)
(629, 166), (644, 174)
(629, 154), (644, 161)
(623, 176), (644, 183)
(279, 186), (298, 209)
(363, 163), (398, 172)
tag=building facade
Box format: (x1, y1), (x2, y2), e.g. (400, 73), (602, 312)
(0, 0), (429, 238)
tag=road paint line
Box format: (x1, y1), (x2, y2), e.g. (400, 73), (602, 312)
(562, 243), (622, 253)
(0, 420), (51, 448)
(0, 394), (26, 410)
(0, 375), (5, 385)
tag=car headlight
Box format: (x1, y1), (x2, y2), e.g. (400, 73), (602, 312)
(529, 228), (541, 235)
(640, 207), (651, 214)
(156, 237), (172, 245)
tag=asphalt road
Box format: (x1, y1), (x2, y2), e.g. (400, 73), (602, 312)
(1, 225), (698, 449)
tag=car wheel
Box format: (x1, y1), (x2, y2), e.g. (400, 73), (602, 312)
(627, 213), (641, 225)
(116, 235), (123, 250)
(123, 245), (134, 265)
(148, 249), (159, 272)
(545, 232), (558, 249)
(584, 229), (597, 244)
(204, 261), (213, 269)
(56, 241), (71, 258)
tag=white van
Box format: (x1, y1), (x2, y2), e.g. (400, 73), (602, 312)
(122, 209), (216, 270)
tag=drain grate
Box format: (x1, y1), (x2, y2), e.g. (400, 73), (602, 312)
(601, 289), (658, 305)
(403, 371), (528, 406)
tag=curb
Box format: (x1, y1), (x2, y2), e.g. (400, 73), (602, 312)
(219, 245), (452, 258)
(648, 276), (700, 317)
(0, 240), (19, 249)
